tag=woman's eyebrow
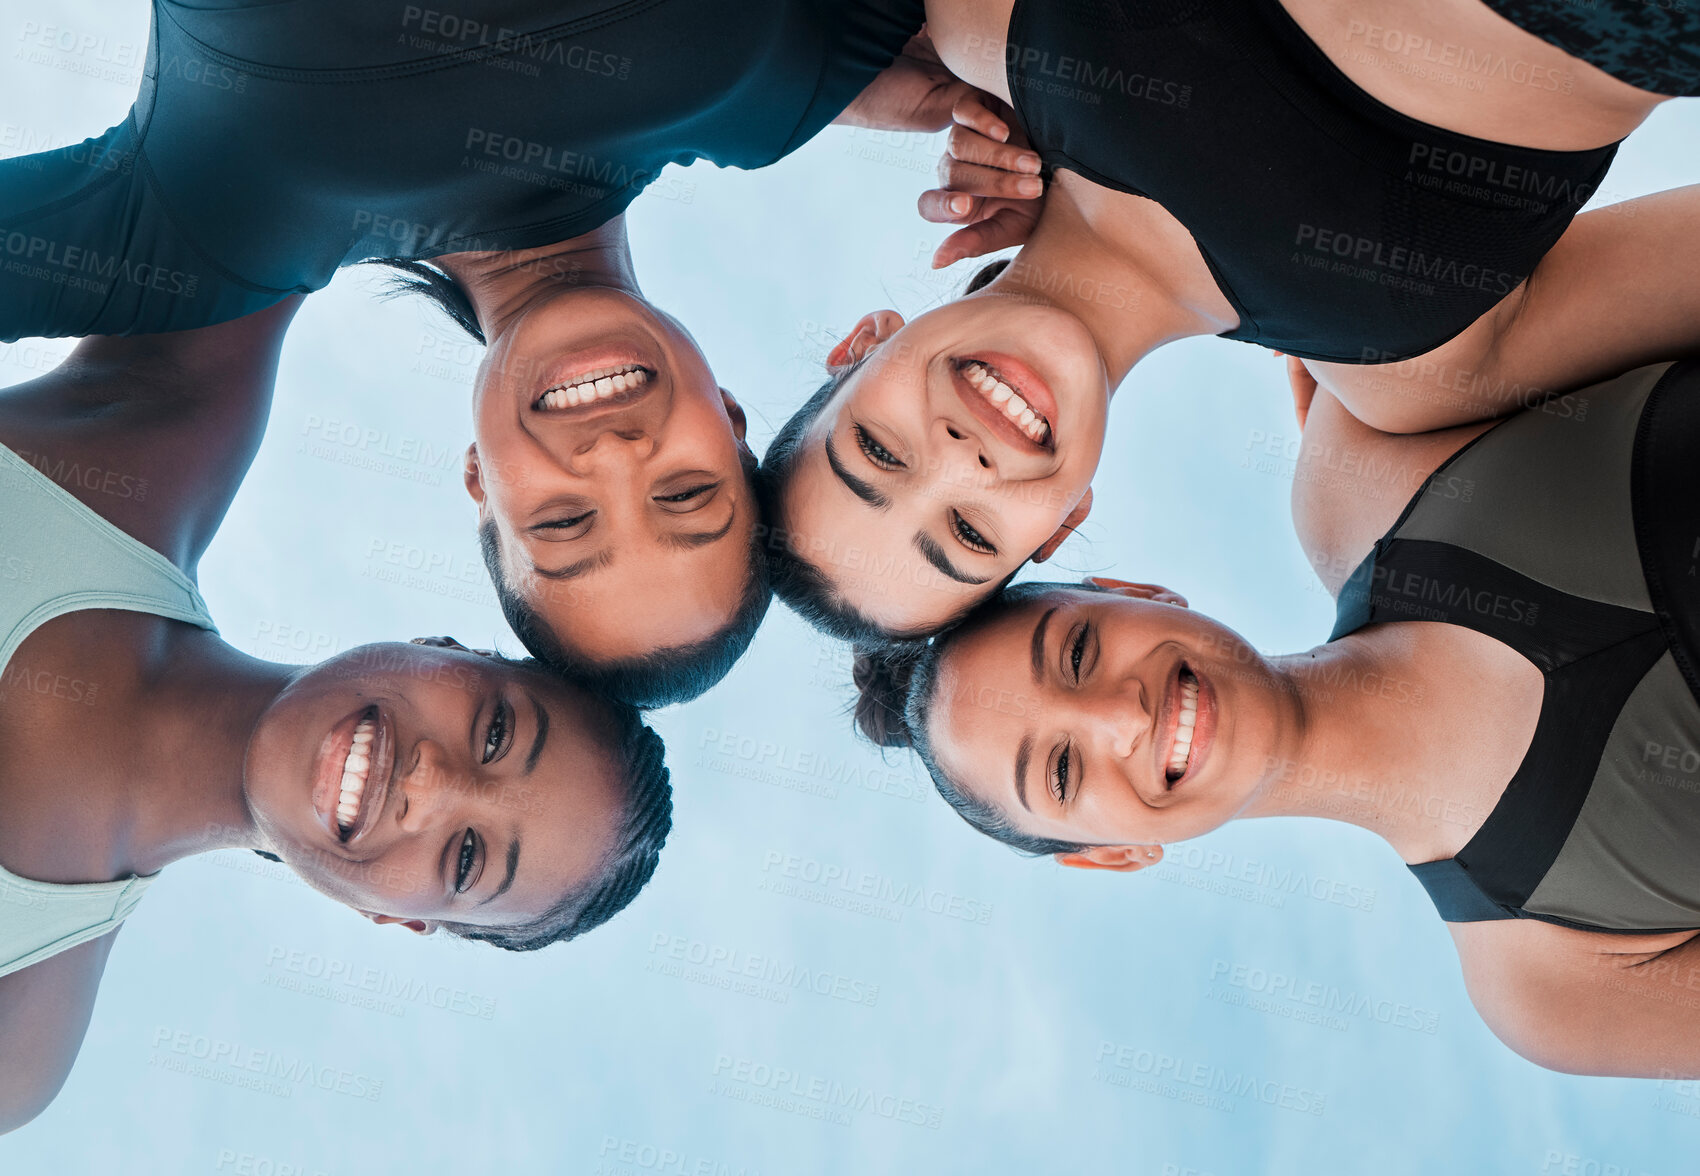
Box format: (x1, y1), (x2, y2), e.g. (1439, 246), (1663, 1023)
(478, 837), (521, 906)
(1031, 608), (1057, 683)
(824, 434), (889, 509)
(662, 513), (737, 550)
(914, 533), (990, 585)
(525, 693), (549, 774)
(534, 548), (615, 580)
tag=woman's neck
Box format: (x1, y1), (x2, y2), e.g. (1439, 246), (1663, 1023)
(117, 632), (297, 874)
(1236, 635), (1466, 858)
(983, 180), (1233, 388)
(434, 216), (638, 340)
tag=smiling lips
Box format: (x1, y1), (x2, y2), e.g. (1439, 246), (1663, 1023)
(1165, 668), (1200, 782)
(312, 705), (392, 848)
(534, 364), (651, 411)
(334, 714), (378, 838)
(961, 360), (1052, 445)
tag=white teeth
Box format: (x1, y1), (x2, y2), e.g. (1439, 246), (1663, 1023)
(1166, 675), (1200, 778)
(962, 361), (1051, 444)
(537, 365), (650, 409)
(335, 716), (378, 834)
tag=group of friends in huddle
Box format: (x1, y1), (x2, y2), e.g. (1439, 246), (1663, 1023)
(4, 0), (1700, 1129)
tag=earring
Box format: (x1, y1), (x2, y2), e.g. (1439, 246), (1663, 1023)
(1145, 848), (1157, 859)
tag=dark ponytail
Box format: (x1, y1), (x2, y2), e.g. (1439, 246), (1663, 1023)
(852, 643), (925, 749)
(964, 258), (1011, 295)
(850, 581), (1109, 857)
(362, 259), (486, 344)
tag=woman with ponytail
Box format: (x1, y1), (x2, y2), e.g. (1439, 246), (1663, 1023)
(846, 350), (1700, 1077)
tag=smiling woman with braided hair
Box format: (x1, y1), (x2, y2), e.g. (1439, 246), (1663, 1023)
(0, 302), (672, 1131)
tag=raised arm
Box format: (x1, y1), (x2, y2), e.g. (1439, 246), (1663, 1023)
(0, 295), (302, 573)
(1453, 920), (1700, 1079)
(0, 931), (119, 1134)
(1308, 186), (1700, 434)
(1288, 372), (1490, 596)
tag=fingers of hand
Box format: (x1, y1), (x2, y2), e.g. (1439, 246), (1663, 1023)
(1286, 356), (1319, 427)
(932, 205), (1035, 268)
(917, 188), (983, 225)
(945, 122), (1042, 178)
(935, 154), (1044, 202)
(950, 90), (1010, 141)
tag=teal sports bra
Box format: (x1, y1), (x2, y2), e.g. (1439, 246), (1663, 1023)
(0, 441), (215, 978)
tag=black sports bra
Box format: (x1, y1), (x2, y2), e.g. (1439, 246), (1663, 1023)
(1005, 0), (1618, 363)
(1330, 361), (1700, 933)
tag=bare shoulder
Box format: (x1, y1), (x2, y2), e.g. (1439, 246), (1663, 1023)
(1449, 919), (1700, 1077)
(1290, 389), (1490, 595)
(0, 298), (301, 570)
(0, 929), (120, 1134)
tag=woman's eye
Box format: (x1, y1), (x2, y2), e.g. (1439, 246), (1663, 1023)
(540, 512), (592, 530)
(482, 700), (511, 764)
(654, 483), (715, 505)
(454, 828), (480, 893)
(854, 425), (903, 470)
(1070, 624), (1089, 682)
(1053, 744), (1073, 803)
(951, 512), (996, 556)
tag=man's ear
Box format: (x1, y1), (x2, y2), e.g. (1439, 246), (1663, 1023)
(826, 310), (906, 370)
(720, 388), (750, 442)
(1034, 487), (1093, 563)
(463, 442), (486, 507)
(363, 912), (438, 935)
(1054, 844), (1163, 872)
(1084, 577), (1188, 608)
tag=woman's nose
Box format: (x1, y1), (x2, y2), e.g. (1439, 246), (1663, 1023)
(937, 418), (994, 476)
(1083, 679), (1149, 761)
(395, 740), (467, 835)
(570, 426), (656, 463)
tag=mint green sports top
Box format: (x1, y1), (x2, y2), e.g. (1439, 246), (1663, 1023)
(0, 441), (215, 978)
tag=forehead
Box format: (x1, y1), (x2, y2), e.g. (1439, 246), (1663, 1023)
(458, 681), (628, 926)
(784, 450), (991, 633)
(931, 592), (1089, 754)
(934, 609), (1039, 743)
(519, 524), (753, 659)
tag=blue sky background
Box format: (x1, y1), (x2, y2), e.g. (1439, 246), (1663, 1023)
(4, 3), (1700, 1173)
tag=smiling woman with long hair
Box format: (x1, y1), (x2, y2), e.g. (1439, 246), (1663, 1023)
(759, 0), (1700, 643)
(0, 301), (672, 1131)
(852, 353), (1700, 1078)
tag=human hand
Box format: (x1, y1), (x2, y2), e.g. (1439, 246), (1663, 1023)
(1284, 354), (1319, 431)
(834, 32), (980, 133)
(917, 92), (1044, 269)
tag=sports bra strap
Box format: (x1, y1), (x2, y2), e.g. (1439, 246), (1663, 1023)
(1408, 860), (1513, 922)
